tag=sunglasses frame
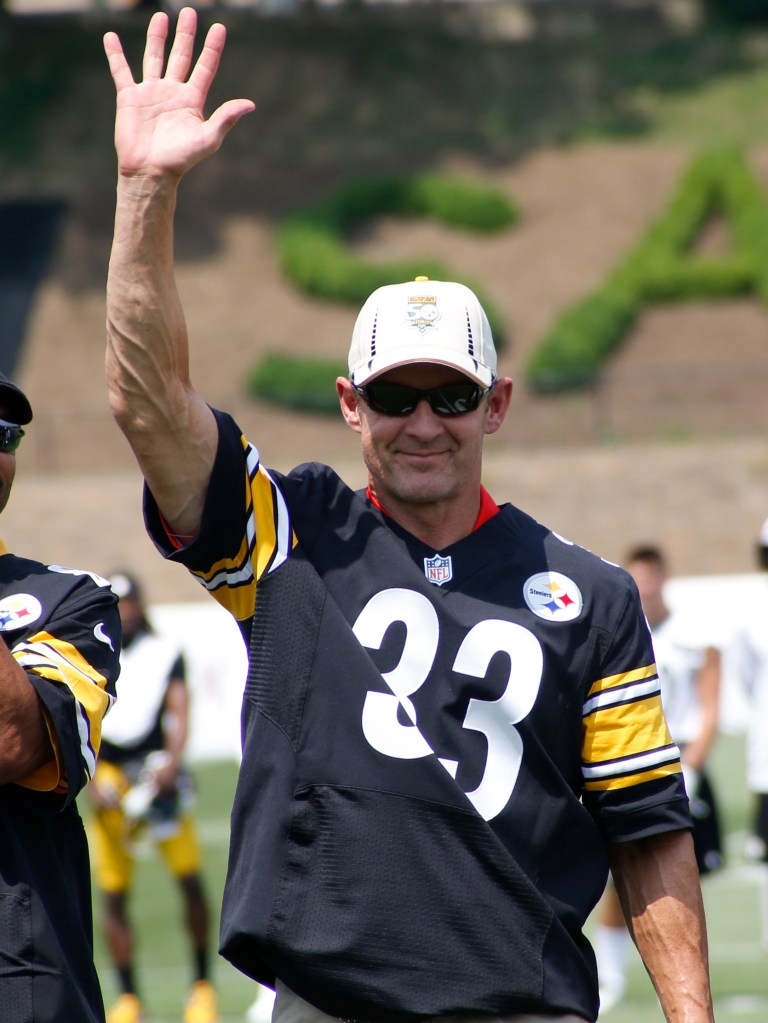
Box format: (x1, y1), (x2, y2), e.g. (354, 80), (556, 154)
(353, 380), (494, 418)
(0, 418), (25, 454)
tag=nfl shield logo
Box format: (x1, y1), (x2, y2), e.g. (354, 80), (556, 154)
(424, 554), (453, 586)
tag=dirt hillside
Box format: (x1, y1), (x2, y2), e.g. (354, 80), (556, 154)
(1, 7), (767, 601)
(4, 140), (767, 602)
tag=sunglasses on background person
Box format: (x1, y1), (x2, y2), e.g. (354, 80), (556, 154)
(353, 380), (494, 418)
(0, 418), (25, 453)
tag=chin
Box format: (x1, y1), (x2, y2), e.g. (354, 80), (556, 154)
(391, 477), (460, 506)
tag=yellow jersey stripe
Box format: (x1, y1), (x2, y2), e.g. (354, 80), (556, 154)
(586, 663), (658, 698)
(581, 686), (679, 791)
(189, 437), (296, 623)
(15, 632), (112, 784)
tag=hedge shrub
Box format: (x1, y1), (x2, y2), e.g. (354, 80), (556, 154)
(248, 353), (348, 415)
(249, 172), (518, 414)
(276, 172), (516, 337)
(526, 148), (768, 393)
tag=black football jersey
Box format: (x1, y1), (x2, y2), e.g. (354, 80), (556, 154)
(0, 547), (121, 1023)
(146, 410), (690, 1023)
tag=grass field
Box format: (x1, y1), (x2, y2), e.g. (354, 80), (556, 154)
(84, 733), (768, 1023)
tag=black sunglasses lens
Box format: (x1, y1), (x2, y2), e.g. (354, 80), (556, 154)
(0, 426), (23, 452)
(363, 383), (419, 416)
(428, 383), (483, 415)
(361, 381), (486, 417)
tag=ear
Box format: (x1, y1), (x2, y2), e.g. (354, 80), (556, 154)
(337, 377), (362, 433)
(484, 377), (513, 437)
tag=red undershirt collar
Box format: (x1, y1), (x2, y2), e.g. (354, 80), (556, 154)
(366, 484), (500, 536)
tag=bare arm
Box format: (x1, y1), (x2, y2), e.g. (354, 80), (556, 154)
(0, 641), (53, 784)
(610, 830), (714, 1022)
(682, 646), (720, 774)
(104, 7), (254, 537)
(153, 676), (189, 793)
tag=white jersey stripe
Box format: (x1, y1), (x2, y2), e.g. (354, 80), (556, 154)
(582, 742), (681, 780)
(198, 561), (255, 593)
(263, 466), (292, 575)
(76, 703), (96, 778)
(582, 676), (661, 716)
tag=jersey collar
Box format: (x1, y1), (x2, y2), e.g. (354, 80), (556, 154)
(365, 485), (500, 533)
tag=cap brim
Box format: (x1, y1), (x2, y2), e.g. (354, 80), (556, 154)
(352, 350), (494, 388)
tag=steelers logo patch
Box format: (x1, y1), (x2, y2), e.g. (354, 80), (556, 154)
(0, 593), (43, 631)
(523, 572), (583, 623)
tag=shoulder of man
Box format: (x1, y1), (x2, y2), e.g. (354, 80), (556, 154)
(0, 556), (115, 623)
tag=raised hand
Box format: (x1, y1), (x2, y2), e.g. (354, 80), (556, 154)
(103, 6), (255, 180)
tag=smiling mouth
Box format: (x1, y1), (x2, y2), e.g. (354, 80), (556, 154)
(399, 450), (448, 463)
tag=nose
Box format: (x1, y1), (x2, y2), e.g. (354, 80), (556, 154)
(403, 396), (444, 440)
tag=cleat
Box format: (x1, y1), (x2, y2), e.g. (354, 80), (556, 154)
(107, 993), (145, 1023)
(184, 979), (220, 1023)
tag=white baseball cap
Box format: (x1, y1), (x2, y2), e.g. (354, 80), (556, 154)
(348, 277), (497, 388)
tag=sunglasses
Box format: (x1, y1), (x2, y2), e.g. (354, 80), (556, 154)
(353, 380), (493, 418)
(0, 418), (25, 454)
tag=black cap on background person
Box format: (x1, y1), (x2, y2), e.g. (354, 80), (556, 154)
(0, 370), (32, 425)
(110, 570), (143, 603)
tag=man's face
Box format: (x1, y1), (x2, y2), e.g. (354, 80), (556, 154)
(0, 406), (18, 515)
(118, 595), (143, 644)
(338, 363), (510, 510)
(627, 559), (666, 609)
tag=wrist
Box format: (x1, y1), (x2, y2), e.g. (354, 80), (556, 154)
(117, 170), (181, 203)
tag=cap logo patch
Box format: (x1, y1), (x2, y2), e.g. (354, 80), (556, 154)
(424, 553), (452, 586)
(523, 572), (583, 622)
(0, 593), (43, 631)
(407, 295), (441, 333)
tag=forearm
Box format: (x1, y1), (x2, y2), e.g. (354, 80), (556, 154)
(685, 649), (720, 771)
(106, 173), (190, 434)
(0, 644), (53, 784)
(106, 174), (216, 534)
(162, 679), (189, 772)
(610, 830), (713, 1022)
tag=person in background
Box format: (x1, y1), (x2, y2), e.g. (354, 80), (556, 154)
(733, 519), (768, 866)
(88, 571), (218, 1023)
(102, 9), (714, 1023)
(0, 369), (121, 1022)
(595, 544), (723, 1012)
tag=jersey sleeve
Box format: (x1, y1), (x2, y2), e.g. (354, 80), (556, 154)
(14, 573), (121, 803)
(144, 409), (296, 625)
(581, 578), (691, 843)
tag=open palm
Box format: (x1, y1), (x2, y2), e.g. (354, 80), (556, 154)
(104, 7), (254, 179)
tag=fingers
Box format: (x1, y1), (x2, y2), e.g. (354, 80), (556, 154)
(208, 98), (257, 140)
(143, 10), (171, 81)
(165, 5), (199, 83)
(103, 31), (135, 92)
(187, 22), (228, 104)
(125, 6), (228, 99)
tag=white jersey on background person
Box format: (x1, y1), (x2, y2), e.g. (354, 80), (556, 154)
(731, 581), (768, 793)
(101, 631), (182, 752)
(651, 611), (712, 747)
